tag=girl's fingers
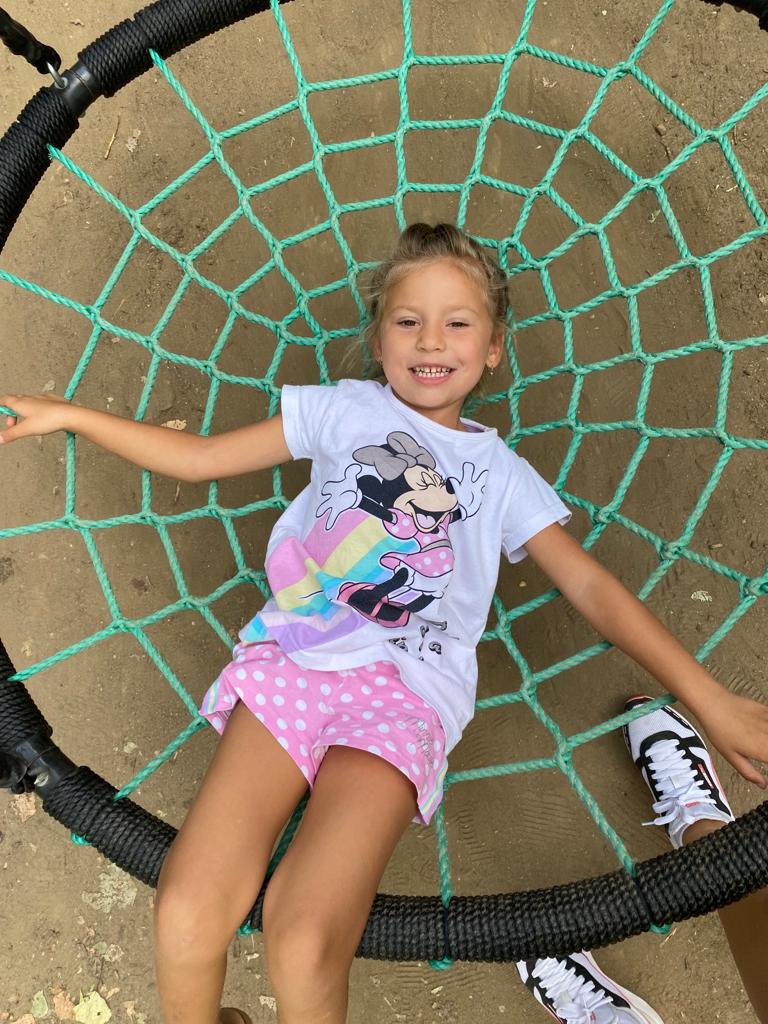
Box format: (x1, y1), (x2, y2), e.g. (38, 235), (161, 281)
(731, 752), (768, 789)
(0, 421), (29, 444)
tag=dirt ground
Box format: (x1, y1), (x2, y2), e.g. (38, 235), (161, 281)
(1, 0), (767, 1021)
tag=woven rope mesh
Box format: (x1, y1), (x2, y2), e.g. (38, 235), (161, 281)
(1, 0), (767, 923)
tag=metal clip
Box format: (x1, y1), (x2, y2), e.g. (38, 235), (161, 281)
(46, 60), (67, 90)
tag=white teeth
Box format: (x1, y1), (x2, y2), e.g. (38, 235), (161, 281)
(412, 367), (452, 377)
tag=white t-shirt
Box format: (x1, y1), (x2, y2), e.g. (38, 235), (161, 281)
(238, 379), (571, 752)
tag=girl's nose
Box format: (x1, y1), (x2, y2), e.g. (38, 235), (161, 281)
(417, 325), (445, 351)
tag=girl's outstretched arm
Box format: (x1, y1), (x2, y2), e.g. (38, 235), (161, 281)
(0, 393), (293, 482)
(524, 522), (768, 788)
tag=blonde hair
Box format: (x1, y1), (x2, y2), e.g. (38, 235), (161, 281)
(341, 223), (509, 402)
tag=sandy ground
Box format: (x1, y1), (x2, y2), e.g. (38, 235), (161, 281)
(1, 0), (767, 1021)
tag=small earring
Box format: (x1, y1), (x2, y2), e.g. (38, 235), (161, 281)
(487, 364), (495, 375)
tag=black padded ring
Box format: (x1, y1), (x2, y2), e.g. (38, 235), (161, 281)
(3, 633), (768, 960)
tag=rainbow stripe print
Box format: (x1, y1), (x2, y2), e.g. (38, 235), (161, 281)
(239, 507), (420, 653)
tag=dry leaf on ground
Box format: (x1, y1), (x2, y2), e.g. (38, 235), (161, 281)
(10, 794), (37, 822)
(52, 987), (77, 1021)
(74, 991), (112, 1023)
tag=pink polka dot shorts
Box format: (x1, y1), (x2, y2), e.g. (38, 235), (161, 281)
(199, 640), (447, 824)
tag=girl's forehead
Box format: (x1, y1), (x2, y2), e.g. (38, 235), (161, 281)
(386, 259), (487, 309)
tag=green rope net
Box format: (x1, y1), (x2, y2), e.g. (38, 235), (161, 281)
(1, 0), (767, 954)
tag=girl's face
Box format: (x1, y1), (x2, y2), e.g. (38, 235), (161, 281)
(373, 258), (503, 431)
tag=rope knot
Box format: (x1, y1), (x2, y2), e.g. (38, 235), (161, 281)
(743, 577), (768, 599)
(660, 541), (682, 561)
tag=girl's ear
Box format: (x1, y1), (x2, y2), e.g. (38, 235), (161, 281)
(489, 326), (504, 368)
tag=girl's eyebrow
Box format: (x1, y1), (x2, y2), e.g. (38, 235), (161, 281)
(389, 305), (478, 314)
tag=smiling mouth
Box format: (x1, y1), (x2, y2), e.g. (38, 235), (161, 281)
(411, 503), (442, 530)
(410, 366), (454, 379)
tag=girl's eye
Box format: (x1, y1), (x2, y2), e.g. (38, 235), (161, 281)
(395, 318), (469, 327)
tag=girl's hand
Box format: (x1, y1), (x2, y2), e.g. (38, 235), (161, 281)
(695, 689), (768, 789)
(0, 393), (75, 443)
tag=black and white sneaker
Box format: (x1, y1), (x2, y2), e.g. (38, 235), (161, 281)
(623, 695), (735, 850)
(516, 951), (664, 1023)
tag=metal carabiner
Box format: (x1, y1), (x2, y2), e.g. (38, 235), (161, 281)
(46, 60), (67, 90)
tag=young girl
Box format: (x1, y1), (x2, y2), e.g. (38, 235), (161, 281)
(2, 223), (767, 1024)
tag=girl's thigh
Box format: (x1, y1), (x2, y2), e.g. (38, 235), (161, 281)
(262, 744), (417, 952)
(159, 701), (309, 910)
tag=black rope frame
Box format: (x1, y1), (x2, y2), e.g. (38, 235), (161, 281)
(1, 0), (768, 963)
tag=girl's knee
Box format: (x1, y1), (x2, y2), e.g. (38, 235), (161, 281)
(262, 910), (351, 993)
(154, 871), (238, 964)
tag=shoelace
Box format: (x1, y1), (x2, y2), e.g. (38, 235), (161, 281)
(533, 957), (618, 1024)
(643, 738), (718, 832)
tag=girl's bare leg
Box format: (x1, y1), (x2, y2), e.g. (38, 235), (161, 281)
(154, 702), (309, 1024)
(261, 746), (419, 1024)
(682, 819), (768, 1023)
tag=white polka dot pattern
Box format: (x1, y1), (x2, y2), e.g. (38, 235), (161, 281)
(199, 640), (448, 824)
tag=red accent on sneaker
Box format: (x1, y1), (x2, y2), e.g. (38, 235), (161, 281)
(698, 760), (716, 792)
